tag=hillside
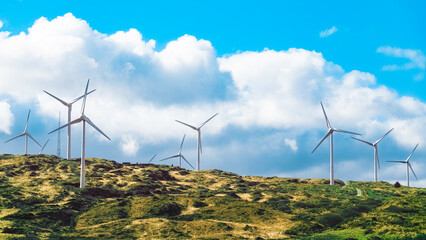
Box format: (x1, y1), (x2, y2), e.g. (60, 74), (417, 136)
(0, 154), (425, 239)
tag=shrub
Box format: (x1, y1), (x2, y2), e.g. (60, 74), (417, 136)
(193, 200), (208, 208)
(150, 202), (182, 217)
(394, 181), (401, 188)
(268, 197), (291, 213)
(317, 213), (343, 228)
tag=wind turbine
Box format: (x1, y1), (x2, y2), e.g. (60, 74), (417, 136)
(5, 109), (42, 155)
(352, 128), (394, 182)
(312, 102), (361, 185)
(44, 81), (96, 160)
(159, 135), (194, 169)
(38, 139), (49, 154)
(175, 113), (218, 171)
(387, 143), (419, 187)
(148, 154), (157, 163)
(49, 79), (110, 188)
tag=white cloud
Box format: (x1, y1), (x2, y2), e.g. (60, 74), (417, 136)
(377, 46), (425, 80)
(284, 138), (298, 152)
(319, 26), (338, 38)
(0, 20), (3, 29)
(0, 13), (425, 188)
(0, 101), (13, 134)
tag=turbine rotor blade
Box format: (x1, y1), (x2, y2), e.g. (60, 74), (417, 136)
(408, 163), (418, 181)
(175, 120), (197, 130)
(83, 116), (111, 141)
(181, 155), (194, 169)
(351, 137), (373, 146)
(28, 133), (42, 147)
(81, 79), (90, 115)
(312, 130), (332, 153)
(159, 155), (179, 161)
(405, 143), (419, 162)
(386, 160), (406, 163)
(320, 102), (331, 129)
(49, 117), (82, 134)
(374, 128), (394, 145)
(334, 128), (361, 135)
(179, 134), (186, 153)
(149, 154), (157, 163)
(39, 139), (49, 154)
(375, 146), (380, 169)
(24, 109), (31, 132)
(70, 89), (96, 104)
(199, 113), (219, 128)
(5, 133), (26, 143)
(43, 90), (68, 106)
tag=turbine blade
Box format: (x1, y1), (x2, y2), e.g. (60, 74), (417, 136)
(49, 118), (82, 134)
(320, 102), (331, 129)
(181, 155), (194, 169)
(28, 133), (42, 147)
(374, 128), (394, 145)
(179, 134), (186, 153)
(24, 109), (31, 132)
(312, 130), (332, 153)
(81, 79), (90, 115)
(199, 113), (219, 128)
(43, 90), (68, 106)
(5, 133), (25, 143)
(84, 116), (111, 141)
(199, 131), (202, 154)
(386, 161), (405, 163)
(351, 137), (373, 146)
(70, 89), (96, 104)
(175, 120), (197, 130)
(149, 154), (157, 163)
(408, 163), (418, 181)
(159, 155), (179, 161)
(405, 143), (419, 162)
(39, 139), (49, 154)
(334, 128), (361, 135)
(375, 147), (380, 169)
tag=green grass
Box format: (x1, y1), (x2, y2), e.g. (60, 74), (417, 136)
(0, 154), (424, 239)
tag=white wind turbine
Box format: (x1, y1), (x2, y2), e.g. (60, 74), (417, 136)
(49, 79), (110, 188)
(352, 128), (394, 182)
(44, 81), (96, 160)
(159, 135), (194, 169)
(38, 139), (49, 155)
(175, 113), (218, 171)
(5, 109), (42, 155)
(387, 143), (419, 187)
(312, 102), (361, 185)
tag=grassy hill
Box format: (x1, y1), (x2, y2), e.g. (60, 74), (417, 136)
(0, 154), (424, 239)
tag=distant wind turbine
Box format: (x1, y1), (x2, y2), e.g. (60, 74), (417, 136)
(44, 81), (96, 160)
(49, 79), (110, 188)
(387, 143), (419, 187)
(5, 109), (42, 155)
(312, 102), (361, 186)
(39, 139), (49, 154)
(160, 135), (194, 169)
(148, 154), (157, 163)
(352, 128), (394, 182)
(176, 113), (218, 171)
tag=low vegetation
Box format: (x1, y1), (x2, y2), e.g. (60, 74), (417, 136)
(0, 154), (424, 239)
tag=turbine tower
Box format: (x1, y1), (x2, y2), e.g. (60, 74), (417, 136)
(5, 109), (42, 155)
(312, 102), (361, 186)
(387, 143), (419, 187)
(49, 79), (110, 188)
(175, 113), (218, 171)
(39, 139), (49, 154)
(159, 135), (194, 169)
(57, 112), (61, 157)
(44, 82), (95, 160)
(352, 128), (394, 182)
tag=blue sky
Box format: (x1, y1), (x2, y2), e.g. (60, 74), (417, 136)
(0, 0), (425, 187)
